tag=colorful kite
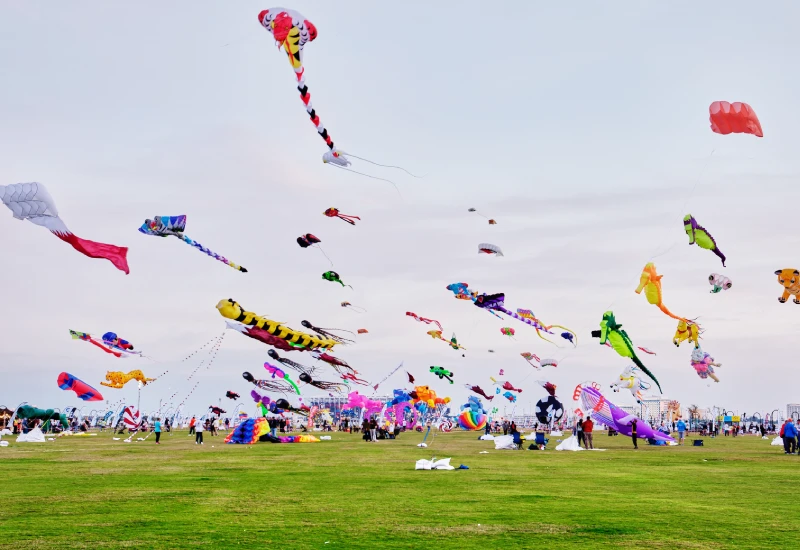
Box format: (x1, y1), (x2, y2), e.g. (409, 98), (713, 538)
(296, 233), (332, 266)
(775, 269), (800, 304)
(300, 320), (355, 344)
(340, 372), (370, 386)
(574, 383), (673, 442)
(225, 321), (306, 351)
(521, 352), (541, 367)
(465, 384), (494, 401)
(478, 243), (503, 256)
(426, 330), (466, 351)
(690, 346), (722, 383)
(298, 372), (348, 393)
(57, 372), (103, 402)
(267, 349), (317, 375)
(502, 391), (517, 403)
(242, 371), (297, 394)
(709, 273), (732, 293)
(0, 182), (129, 273)
(70, 330), (141, 358)
(516, 308), (577, 346)
(322, 271), (351, 288)
(139, 215), (246, 273)
(591, 311), (662, 393)
(310, 350), (355, 375)
(490, 377), (522, 393)
(406, 312), (443, 330)
(324, 207), (360, 225)
(709, 101), (763, 137)
(635, 263), (685, 321)
(535, 382), (563, 424)
(684, 214), (726, 267)
(430, 366), (454, 384)
(673, 319), (701, 348)
(341, 301), (366, 312)
(263, 362), (301, 394)
(609, 365), (651, 403)
(638, 347), (656, 355)
(100, 370), (156, 389)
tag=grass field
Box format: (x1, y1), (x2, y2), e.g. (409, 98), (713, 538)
(0, 429), (794, 549)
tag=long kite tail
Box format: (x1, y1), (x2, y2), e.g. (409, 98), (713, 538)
(502, 307), (558, 345)
(179, 235), (247, 272)
(657, 304), (684, 322)
(631, 354), (662, 394)
(713, 247), (727, 267)
(295, 66), (342, 158)
(548, 325), (578, 346)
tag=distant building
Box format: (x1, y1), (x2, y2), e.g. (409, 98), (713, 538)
(638, 398), (674, 425)
(306, 395), (392, 418)
(787, 404), (800, 420)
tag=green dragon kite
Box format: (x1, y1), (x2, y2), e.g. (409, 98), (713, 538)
(591, 311), (662, 394)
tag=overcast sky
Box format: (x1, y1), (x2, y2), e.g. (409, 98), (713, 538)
(1, 1), (799, 420)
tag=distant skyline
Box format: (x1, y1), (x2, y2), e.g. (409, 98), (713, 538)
(2, 1), (799, 417)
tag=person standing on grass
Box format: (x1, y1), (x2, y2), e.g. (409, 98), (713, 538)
(783, 419), (797, 454)
(154, 417), (162, 445)
(631, 419), (638, 449)
(369, 416), (378, 442)
(195, 418), (204, 445)
(188, 416), (196, 436)
(576, 418), (585, 448)
(676, 417), (687, 446)
(583, 416), (594, 450)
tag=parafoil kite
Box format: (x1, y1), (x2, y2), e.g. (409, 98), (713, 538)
(322, 270), (351, 288)
(57, 372), (103, 402)
(139, 215), (246, 273)
(609, 365), (650, 403)
(709, 273), (732, 293)
(300, 320), (355, 344)
(465, 384), (494, 401)
(478, 243), (503, 257)
(341, 301), (366, 312)
(690, 346), (721, 383)
(540, 358), (558, 368)
(298, 372), (347, 394)
(673, 319), (701, 348)
(500, 327), (515, 339)
(267, 349), (317, 375)
(709, 101), (763, 137)
(324, 208), (360, 225)
(684, 214), (726, 267)
(591, 311), (662, 393)
(225, 391), (240, 400)
(406, 312), (443, 330)
(635, 263), (686, 321)
(263, 362), (301, 394)
(216, 299), (336, 350)
(70, 330), (141, 358)
(429, 366), (454, 384)
(100, 370), (155, 389)
(0, 182), (129, 274)
(775, 269), (800, 304)
(296, 233), (333, 266)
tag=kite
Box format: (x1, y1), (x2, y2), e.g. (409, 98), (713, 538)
(263, 362), (301, 395)
(341, 301), (366, 312)
(521, 352), (541, 367)
(575, 383), (673, 442)
(407, 372), (415, 384)
(638, 347), (656, 355)
(465, 384), (494, 401)
(634, 263), (686, 321)
(489, 378), (522, 393)
(267, 349), (317, 375)
(251, 390), (310, 416)
(57, 372), (103, 402)
(298, 372), (348, 394)
(216, 299), (336, 350)
(357, 328), (368, 334)
(311, 350), (356, 375)
(690, 346), (722, 383)
(70, 330), (141, 358)
(775, 269), (800, 304)
(540, 358), (558, 368)
(209, 406), (227, 415)
(370, 361), (404, 391)
(609, 365), (651, 403)
(478, 243), (503, 256)
(498, 369), (504, 375)
(516, 308), (577, 346)
(16, 405), (68, 430)
(535, 382), (563, 424)
(242, 371), (296, 394)
(406, 312), (443, 330)
(225, 391), (240, 400)
(296, 233), (333, 266)
(673, 319), (701, 348)
(709, 273), (732, 293)
(709, 101), (763, 137)
(591, 311), (662, 393)
(426, 330), (465, 351)
(340, 372), (370, 386)
(429, 366), (454, 384)
(224, 321), (306, 351)
(100, 370), (155, 389)
(324, 208), (360, 225)
(123, 406), (141, 431)
(300, 320), (355, 344)
(684, 214), (726, 267)
(502, 391), (517, 403)
(458, 408), (487, 431)
(139, 215), (246, 273)
(500, 327), (515, 339)
(0, 182), (129, 274)
(322, 270), (352, 288)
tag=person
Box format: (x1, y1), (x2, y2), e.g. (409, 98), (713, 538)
(502, 421), (508, 436)
(188, 416), (196, 436)
(583, 416), (594, 450)
(361, 418), (370, 441)
(211, 417), (219, 436)
(676, 417), (687, 445)
(576, 418), (585, 448)
(783, 418), (797, 454)
(485, 421), (491, 436)
(195, 417), (204, 445)
(510, 421), (517, 434)
(154, 417), (162, 445)
(631, 419), (638, 449)
(388, 421), (396, 439)
(369, 416), (378, 442)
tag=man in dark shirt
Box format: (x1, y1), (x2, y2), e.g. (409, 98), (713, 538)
(631, 419), (638, 449)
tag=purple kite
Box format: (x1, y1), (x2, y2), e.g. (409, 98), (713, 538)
(577, 384), (674, 443)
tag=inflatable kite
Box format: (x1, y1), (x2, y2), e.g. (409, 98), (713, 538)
(709, 101), (763, 137)
(209, 406), (226, 415)
(521, 352), (541, 368)
(458, 409), (487, 431)
(139, 215), (247, 273)
(406, 312), (442, 330)
(0, 182), (129, 274)
(122, 406), (140, 431)
(243, 371), (297, 394)
(340, 372), (370, 386)
(267, 349), (317, 375)
(465, 384), (494, 401)
(516, 308), (577, 346)
(502, 391), (517, 403)
(684, 214), (726, 267)
(57, 372), (103, 402)
(264, 362), (301, 394)
(575, 383), (674, 443)
(775, 269), (800, 304)
(342, 391), (385, 417)
(310, 350), (355, 374)
(535, 382), (563, 424)
(591, 311), (662, 393)
(16, 405), (68, 430)
(690, 346), (721, 382)
(357, 328), (368, 334)
(300, 320), (355, 344)
(490, 377), (522, 393)
(324, 208), (360, 225)
(322, 271), (351, 288)
(478, 243), (503, 256)
(709, 273), (732, 293)
(609, 365), (650, 403)
(100, 370), (155, 389)
(216, 299), (336, 350)
(673, 319), (701, 348)
(226, 417), (269, 444)
(341, 301), (366, 312)
(225, 391), (240, 400)
(429, 366), (454, 384)
(225, 321), (307, 351)
(635, 263), (685, 321)
(500, 327), (515, 339)
(298, 372), (347, 394)
(296, 233), (332, 266)
(426, 330), (465, 351)
(70, 330), (141, 358)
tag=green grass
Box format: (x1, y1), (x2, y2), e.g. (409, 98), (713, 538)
(0, 430), (795, 549)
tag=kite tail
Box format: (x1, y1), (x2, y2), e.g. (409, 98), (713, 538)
(295, 66), (341, 157)
(631, 355), (662, 394)
(657, 305), (684, 321)
(180, 235), (247, 272)
(52, 231), (129, 274)
(713, 248), (727, 267)
(340, 152), (423, 178)
(338, 213), (360, 225)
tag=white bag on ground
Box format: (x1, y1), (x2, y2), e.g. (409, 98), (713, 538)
(17, 428), (46, 443)
(415, 457), (455, 470)
(556, 435), (584, 451)
(479, 434), (495, 441)
(494, 435), (516, 450)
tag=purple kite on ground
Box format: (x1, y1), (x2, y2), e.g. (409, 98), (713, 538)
(576, 383), (674, 443)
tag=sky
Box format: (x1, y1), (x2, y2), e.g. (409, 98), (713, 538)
(1, 1), (799, 420)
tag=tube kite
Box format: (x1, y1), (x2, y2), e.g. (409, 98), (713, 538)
(57, 372), (104, 402)
(591, 311), (662, 393)
(1, 182), (129, 274)
(635, 263), (685, 321)
(684, 214), (726, 267)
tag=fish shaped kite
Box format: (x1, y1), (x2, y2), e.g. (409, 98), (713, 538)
(708, 273), (732, 293)
(57, 372), (104, 402)
(591, 311), (662, 393)
(324, 207), (360, 225)
(1, 182), (129, 273)
(139, 215), (247, 272)
(635, 263), (685, 321)
(322, 271), (351, 288)
(502, 391), (517, 403)
(684, 214), (726, 267)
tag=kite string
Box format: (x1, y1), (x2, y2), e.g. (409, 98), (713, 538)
(341, 151), (424, 178)
(328, 164), (403, 199)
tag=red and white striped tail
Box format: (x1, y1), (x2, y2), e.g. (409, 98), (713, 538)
(123, 406), (140, 430)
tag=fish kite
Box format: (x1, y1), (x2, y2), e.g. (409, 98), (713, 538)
(322, 270), (351, 288)
(684, 214), (726, 267)
(57, 372), (103, 402)
(310, 350), (355, 375)
(406, 312), (443, 330)
(708, 273), (732, 293)
(324, 207), (360, 225)
(1, 182), (129, 273)
(426, 330), (466, 351)
(465, 384), (493, 401)
(634, 263), (686, 321)
(139, 215), (246, 272)
(591, 311), (662, 393)
(407, 372), (415, 384)
(430, 366), (454, 384)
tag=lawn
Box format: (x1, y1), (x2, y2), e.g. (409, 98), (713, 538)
(0, 429), (794, 549)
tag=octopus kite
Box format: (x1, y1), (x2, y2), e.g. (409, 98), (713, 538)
(298, 372), (348, 394)
(341, 301), (367, 312)
(690, 346), (722, 382)
(591, 311), (662, 393)
(635, 263), (685, 321)
(300, 320), (355, 344)
(0, 182), (129, 273)
(100, 370), (156, 389)
(684, 214), (726, 267)
(139, 215), (247, 272)
(311, 350), (356, 375)
(324, 208), (360, 225)
(242, 371), (297, 394)
(430, 366), (454, 384)
(268, 349), (317, 375)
